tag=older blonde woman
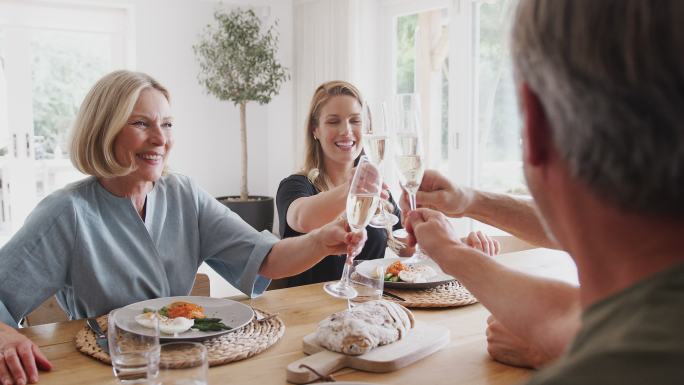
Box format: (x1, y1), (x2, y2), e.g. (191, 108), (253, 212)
(0, 71), (364, 384)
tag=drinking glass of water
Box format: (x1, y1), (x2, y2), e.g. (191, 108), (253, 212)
(108, 308), (160, 384)
(348, 259), (385, 309)
(149, 342), (208, 385)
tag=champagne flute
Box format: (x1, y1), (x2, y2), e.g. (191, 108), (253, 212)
(361, 100), (399, 228)
(324, 156), (382, 299)
(392, 93), (428, 264)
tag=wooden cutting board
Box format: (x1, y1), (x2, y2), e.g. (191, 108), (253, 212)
(286, 322), (450, 384)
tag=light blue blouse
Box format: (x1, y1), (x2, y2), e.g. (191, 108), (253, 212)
(0, 174), (278, 326)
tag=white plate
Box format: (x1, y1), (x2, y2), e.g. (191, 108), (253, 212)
(113, 296), (254, 341)
(356, 258), (455, 289)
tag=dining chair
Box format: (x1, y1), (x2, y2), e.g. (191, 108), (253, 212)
(189, 272), (211, 296)
(23, 273), (212, 326)
(267, 278), (289, 290)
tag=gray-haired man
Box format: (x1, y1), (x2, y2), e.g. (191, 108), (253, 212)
(404, 0), (684, 383)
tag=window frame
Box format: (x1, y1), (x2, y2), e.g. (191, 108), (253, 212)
(0, 0), (133, 231)
(380, 0), (477, 234)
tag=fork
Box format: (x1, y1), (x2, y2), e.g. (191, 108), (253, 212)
(382, 291), (406, 302)
(256, 313), (278, 322)
(86, 318), (109, 354)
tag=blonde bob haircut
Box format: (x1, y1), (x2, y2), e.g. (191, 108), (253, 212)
(70, 70), (170, 178)
(300, 80), (363, 192)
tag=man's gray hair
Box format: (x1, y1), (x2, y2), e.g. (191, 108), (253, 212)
(511, 0), (684, 217)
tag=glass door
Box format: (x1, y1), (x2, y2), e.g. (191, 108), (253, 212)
(0, 1), (131, 240)
(393, 6), (450, 175)
(474, 0), (525, 195)
(31, 30), (114, 199)
(381, 0), (524, 235)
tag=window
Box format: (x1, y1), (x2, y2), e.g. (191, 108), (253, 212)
(32, 31), (112, 161)
(32, 30), (113, 198)
(0, 1), (130, 239)
(382, 0), (524, 233)
(475, 0), (526, 195)
(394, 9), (450, 174)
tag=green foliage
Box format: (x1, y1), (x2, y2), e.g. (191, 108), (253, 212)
(478, 1), (520, 162)
(193, 8), (290, 106)
(192, 318), (232, 331)
(477, 0), (526, 194)
(31, 31), (109, 159)
(392, 2), (524, 195)
(396, 14), (417, 94)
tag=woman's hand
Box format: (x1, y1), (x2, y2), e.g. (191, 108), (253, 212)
(315, 218), (368, 257)
(0, 323), (52, 385)
(380, 182), (390, 200)
(261, 218), (368, 279)
(461, 231), (500, 256)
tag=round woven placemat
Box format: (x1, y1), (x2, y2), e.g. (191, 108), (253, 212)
(384, 280), (478, 308)
(74, 308), (284, 367)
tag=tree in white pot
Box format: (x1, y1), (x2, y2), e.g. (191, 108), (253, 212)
(194, 8), (289, 230)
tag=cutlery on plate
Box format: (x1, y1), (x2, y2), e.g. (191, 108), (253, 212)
(256, 313), (278, 322)
(382, 291), (406, 302)
(86, 318), (109, 354)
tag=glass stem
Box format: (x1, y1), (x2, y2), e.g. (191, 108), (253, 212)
(408, 191), (424, 257)
(409, 191), (417, 211)
(339, 254), (354, 287)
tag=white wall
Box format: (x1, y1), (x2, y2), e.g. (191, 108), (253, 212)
(131, 0), (295, 202)
(293, 0), (357, 167)
(291, 0), (385, 166)
(355, 0), (383, 103)
(129, 0), (295, 297)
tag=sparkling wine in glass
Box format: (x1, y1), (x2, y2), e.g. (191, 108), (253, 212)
(324, 156), (382, 299)
(392, 94), (428, 264)
(347, 193), (381, 230)
(362, 133), (387, 165)
(361, 101), (399, 228)
(394, 133), (425, 204)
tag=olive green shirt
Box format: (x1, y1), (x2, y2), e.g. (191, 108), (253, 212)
(526, 262), (684, 385)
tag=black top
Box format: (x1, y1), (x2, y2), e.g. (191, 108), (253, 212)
(276, 174), (402, 287)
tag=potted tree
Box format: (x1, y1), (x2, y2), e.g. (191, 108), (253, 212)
(194, 8), (289, 232)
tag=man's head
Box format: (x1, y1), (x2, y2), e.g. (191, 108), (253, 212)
(512, 0), (684, 218)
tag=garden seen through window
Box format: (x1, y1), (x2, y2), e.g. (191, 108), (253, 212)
(393, 0), (526, 197)
(476, 0), (526, 195)
(0, 2), (127, 241)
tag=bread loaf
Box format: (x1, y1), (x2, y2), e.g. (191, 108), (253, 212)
(315, 300), (415, 355)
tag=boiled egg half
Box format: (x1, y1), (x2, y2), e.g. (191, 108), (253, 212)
(398, 265), (438, 283)
(134, 312), (195, 335)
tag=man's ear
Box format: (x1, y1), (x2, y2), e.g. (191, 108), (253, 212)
(520, 83), (552, 166)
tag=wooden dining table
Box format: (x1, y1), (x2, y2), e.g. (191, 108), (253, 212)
(19, 248), (577, 385)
